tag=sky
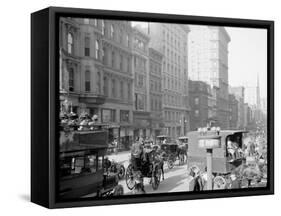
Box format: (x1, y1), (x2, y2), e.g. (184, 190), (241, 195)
(226, 27), (267, 99)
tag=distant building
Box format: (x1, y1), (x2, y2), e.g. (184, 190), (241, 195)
(188, 26), (231, 129)
(189, 80), (211, 130)
(148, 23), (190, 137)
(229, 94), (238, 129)
(229, 86), (245, 129)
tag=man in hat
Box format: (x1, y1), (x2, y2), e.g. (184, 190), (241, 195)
(130, 137), (144, 172)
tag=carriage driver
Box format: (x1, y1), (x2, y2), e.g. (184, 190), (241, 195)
(130, 137), (144, 172)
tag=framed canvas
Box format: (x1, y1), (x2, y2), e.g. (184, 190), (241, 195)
(31, 6), (274, 208)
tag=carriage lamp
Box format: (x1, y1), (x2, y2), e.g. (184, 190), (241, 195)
(198, 133), (221, 190)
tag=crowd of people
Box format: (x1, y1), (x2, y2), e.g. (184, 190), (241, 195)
(60, 111), (100, 131)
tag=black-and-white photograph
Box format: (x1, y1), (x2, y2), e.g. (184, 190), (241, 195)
(58, 17), (268, 200)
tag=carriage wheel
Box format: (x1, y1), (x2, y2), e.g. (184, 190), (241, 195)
(151, 166), (161, 190)
(118, 165), (125, 179)
(125, 164), (135, 190)
(213, 176), (227, 190)
(167, 159), (174, 169)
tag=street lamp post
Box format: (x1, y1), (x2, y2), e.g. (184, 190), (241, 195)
(206, 148), (213, 190)
(198, 127), (221, 190)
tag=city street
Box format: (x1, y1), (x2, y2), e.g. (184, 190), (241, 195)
(108, 152), (191, 195)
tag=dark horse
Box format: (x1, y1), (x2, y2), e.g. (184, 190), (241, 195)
(147, 148), (165, 181)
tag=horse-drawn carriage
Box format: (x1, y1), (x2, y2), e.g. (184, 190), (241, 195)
(186, 128), (258, 191)
(125, 146), (163, 192)
(59, 125), (124, 199)
(156, 135), (187, 169)
(160, 143), (179, 169)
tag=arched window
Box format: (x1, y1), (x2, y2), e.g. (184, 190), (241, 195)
(95, 40), (100, 59)
(67, 32), (74, 54)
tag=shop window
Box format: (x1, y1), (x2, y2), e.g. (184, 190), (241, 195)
(120, 110), (130, 122)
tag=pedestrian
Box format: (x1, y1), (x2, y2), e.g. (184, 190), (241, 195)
(113, 138), (118, 154)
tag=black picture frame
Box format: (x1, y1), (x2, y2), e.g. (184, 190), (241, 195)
(31, 6), (274, 209)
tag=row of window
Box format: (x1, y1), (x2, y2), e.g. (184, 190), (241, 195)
(103, 76), (131, 101)
(163, 94), (183, 107)
(163, 76), (182, 92)
(84, 19), (130, 47)
(150, 97), (162, 111)
(89, 108), (130, 123)
(163, 61), (182, 77)
(85, 35), (132, 73)
(163, 47), (182, 66)
(162, 29), (183, 50)
(150, 80), (161, 92)
(68, 68), (131, 101)
(164, 110), (183, 122)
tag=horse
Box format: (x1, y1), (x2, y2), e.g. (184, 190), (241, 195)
(149, 146), (165, 181)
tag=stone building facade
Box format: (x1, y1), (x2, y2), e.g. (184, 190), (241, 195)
(59, 17), (134, 149)
(148, 23), (190, 138)
(149, 47), (164, 139)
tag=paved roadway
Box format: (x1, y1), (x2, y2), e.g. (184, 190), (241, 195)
(108, 151), (192, 195)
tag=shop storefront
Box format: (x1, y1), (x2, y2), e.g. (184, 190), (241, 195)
(133, 112), (152, 141)
(119, 127), (133, 150)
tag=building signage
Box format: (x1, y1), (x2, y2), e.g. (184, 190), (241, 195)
(198, 136), (221, 149)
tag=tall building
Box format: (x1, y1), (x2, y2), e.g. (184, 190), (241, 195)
(244, 75), (263, 123)
(132, 26), (151, 139)
(188, 26), (231, 129)
(148, 23), (190, 138)
(149, 47), (164, 138)
(59, 18), (134, 149)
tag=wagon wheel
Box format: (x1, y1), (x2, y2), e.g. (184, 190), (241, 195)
(213, 176), (227, 190)
(167, 158), (174, 169)
(118, 165), (125, 179)
(151, 166), (161, 190)
(125, 164), (135, 190)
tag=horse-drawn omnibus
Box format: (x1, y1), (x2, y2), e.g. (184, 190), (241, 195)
(186, 128), (250, 190)
(59, 126), (124, 199)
